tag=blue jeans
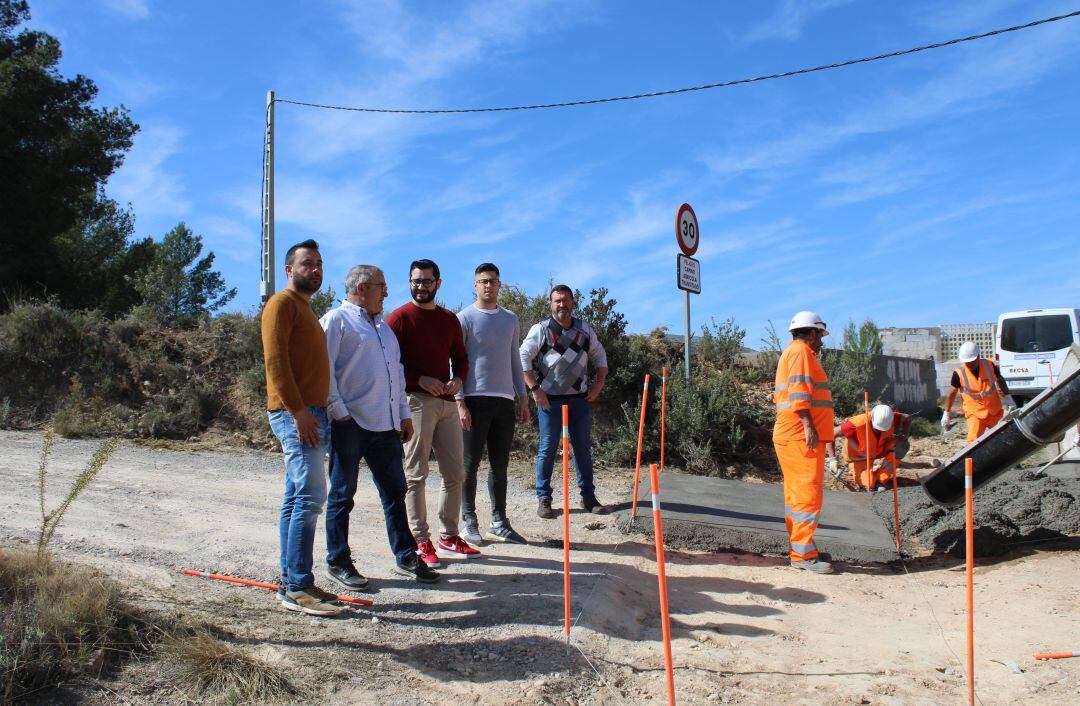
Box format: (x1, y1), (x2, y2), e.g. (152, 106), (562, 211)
(327, 418), (417, 565)
(268, 406), (330, 592)
(536, 396), (595, 500)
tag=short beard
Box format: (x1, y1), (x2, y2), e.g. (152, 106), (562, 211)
(293, 274), (321, 294)
(412, 289), (436, 304)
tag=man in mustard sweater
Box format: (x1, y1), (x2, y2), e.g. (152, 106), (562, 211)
(261, 239), (342, 617)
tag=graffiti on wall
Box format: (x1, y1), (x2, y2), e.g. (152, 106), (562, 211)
(885, 358), (932, 406)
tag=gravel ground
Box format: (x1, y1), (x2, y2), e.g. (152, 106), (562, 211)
(2, 430), (1077, 704)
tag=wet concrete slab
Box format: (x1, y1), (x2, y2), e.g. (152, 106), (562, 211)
(615, 471), (901, 564)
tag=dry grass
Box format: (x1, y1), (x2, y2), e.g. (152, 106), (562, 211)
(164, 629), (297, 704)
(0, 548), (140, 703)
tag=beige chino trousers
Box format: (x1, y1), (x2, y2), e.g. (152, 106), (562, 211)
(403, 392), (464, 540)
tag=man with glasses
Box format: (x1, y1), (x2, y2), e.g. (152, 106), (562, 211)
(387, 259), (479, 567)
(456, 263), (530, 545)
(320, 265), (439, 587)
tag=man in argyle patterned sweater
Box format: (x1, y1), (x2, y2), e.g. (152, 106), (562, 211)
(519, 284), (609, 519)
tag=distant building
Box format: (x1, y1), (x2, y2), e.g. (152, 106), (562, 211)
(880, 321), (997, 399)
(938, 322), (997, 362)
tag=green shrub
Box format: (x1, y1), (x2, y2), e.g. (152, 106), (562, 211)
(0, 301), (271, 444)
(909, 416), (939, 438)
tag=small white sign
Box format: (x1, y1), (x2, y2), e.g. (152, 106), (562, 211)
(677, 254), (700, 294)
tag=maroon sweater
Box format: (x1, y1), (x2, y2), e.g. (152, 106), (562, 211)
(386, 302), (468, 401)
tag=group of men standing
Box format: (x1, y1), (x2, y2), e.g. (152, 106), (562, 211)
(772, 311), (1015, 576)
(261, 241), (609, 616)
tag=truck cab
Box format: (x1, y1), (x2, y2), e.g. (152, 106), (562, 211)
(996, 308), (1080, 404)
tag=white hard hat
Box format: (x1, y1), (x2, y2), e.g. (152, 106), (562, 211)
(871, 404), (895, 432)
(788, 310), (829, 334)
(958, 341), (980, 363)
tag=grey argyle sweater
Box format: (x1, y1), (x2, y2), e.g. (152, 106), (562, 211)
(519, 317), (607, 396)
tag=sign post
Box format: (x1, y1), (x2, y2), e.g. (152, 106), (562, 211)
(676, 203), (700, 382)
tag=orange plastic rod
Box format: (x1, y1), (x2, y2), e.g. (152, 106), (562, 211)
(182, 569), (374, 606)
(965, 458), (975, 706)
(892, 456), (901, 553)
(630, 375), (651, 521)
(1033, 651), (1079, 660)
(648, 463), (676, 706)
(864, 392), (873, 492)
(562, 404), (571, 637)
(660, 368), (667, 472)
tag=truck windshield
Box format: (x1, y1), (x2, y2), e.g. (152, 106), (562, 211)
(1000, 315), (1073, 353)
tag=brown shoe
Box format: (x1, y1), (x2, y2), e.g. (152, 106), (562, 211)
(537, 498), (555, 519)
(581, 495), (608, 515)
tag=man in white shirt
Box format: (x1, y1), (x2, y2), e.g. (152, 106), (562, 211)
(320, 265), (439, 586)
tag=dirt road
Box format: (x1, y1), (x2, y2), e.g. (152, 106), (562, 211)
(1, 430), (1076, 704)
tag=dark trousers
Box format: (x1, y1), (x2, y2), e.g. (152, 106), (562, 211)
(327, 418), (416, 565)
(461, 396), (516, 523)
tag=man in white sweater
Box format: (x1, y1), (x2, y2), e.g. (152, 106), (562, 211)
(456, 263), (530, 544)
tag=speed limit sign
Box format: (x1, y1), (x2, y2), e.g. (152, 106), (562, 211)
(676, 203), (699, 256)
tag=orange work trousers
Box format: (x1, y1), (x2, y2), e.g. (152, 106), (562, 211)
(773, 439), (825, 562)
(965, 410), (1002, 443)
(849, 453), (897, 489)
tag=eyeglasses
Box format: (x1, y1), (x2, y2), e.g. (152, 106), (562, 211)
(363, 281), (388, 289)
(410, 278), (436, 287)
(475, 278), (500, 287)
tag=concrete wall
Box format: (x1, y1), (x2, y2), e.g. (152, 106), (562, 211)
(870, 354), (939, 415)
(879, 327), (941, 361)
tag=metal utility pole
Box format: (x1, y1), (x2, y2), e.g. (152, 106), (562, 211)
(683, 290), (691, 381)
(260, 90), (276, 302)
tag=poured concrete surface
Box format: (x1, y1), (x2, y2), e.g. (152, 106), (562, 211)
(615, 471), (901, 564)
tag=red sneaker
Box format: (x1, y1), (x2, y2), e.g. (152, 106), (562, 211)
(416, 539), (442, 568)
(438, 535), (481, 559)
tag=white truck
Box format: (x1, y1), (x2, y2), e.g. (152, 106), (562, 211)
(996, 308), (1080, 404)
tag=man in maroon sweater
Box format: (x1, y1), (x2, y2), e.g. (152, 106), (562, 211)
(387, 259), (480, 567)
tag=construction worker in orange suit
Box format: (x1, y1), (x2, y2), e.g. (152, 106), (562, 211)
(942, 341), (1016, 442)
(832, 404), (911, 491)
(773, 310), (835, 574)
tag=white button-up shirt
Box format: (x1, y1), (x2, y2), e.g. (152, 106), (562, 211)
(320, 300), (410, 432)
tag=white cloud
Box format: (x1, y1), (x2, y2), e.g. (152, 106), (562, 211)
(100, 0), (150, 20)
(106, 123), (188, 225)
(741, 0), (854, 43)
(199, 215), (260, 265)
(287, 0), (598, 163)
(273, 175), (392, 254)
(707, 20), (1079, 177)
(817, 150), (932, 207)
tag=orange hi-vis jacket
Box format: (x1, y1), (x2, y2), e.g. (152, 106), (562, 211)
(773, 339), (835, 442)
(841, 412), (896, 467)
(956, 359), (1003, 421)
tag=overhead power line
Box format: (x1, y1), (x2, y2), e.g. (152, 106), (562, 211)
(273, 9), (1080, 115)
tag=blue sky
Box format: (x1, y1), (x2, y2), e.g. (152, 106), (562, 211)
(29, 0), (1080, 344)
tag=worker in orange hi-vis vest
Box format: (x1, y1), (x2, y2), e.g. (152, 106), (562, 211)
(773, 310), (835, 575)
(942, 341), (1016, 443)
(833, 404), (911, 491)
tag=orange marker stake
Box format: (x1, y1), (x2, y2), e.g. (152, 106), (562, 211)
(660, 368), (667, 472)
(648, 463), (676, 706)
(1033, 651), (1079, 660)
(182, 569), (374, 606)
(892, 459), (901, 553)
(965, 458), (975, 706)
(630, 375), (651, 522)
(864, 392), (873, 492)
(562, 404), (572, 638)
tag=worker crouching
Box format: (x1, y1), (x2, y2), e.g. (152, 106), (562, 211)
(834, 404), (911, 491)
(773, 310), (835, 575)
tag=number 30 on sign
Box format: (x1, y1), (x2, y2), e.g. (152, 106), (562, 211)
(676, 203), (698, 256)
